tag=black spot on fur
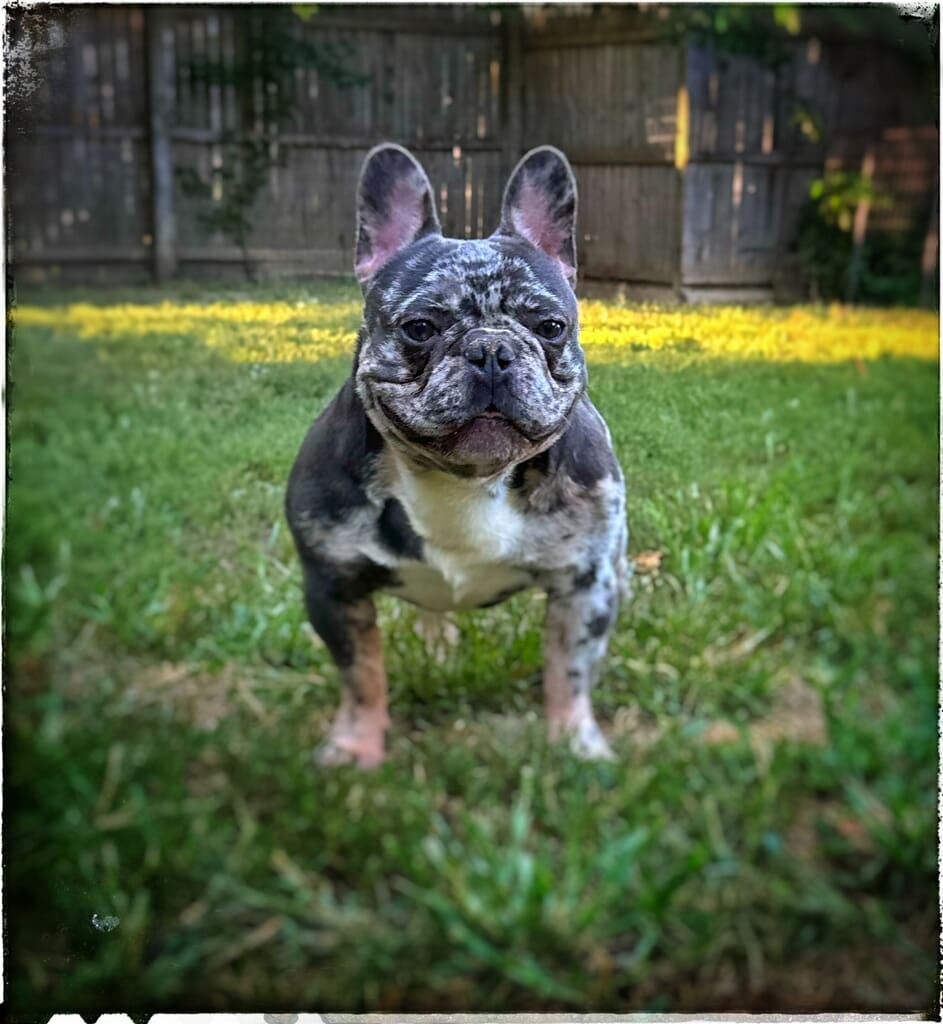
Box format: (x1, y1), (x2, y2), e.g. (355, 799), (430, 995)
(573, 563), (598, 590)
(448, 461), (488, 479)
(285, 378), (382, 544)
(476, 584), (527, 608)
(585, 612), (612, 639)
(377, 498), (423, 561)
(510, 450), (548, 490)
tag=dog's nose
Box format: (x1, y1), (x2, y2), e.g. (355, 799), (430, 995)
(463, 337), (516, 373)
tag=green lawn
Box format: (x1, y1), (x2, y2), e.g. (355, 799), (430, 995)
(7, 281), (938, 1016)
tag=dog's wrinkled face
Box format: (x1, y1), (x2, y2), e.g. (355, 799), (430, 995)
(352, 144), (586, 476)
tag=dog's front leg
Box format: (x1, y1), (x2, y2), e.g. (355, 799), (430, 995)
(302, 560), (389, 768)
(542, 563), (618, 760)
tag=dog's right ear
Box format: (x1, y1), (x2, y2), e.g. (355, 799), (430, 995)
(354, 144), (441, 287)
(496, 146), (578, 287)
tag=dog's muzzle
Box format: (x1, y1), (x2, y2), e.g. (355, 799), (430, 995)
(461, 329), (517, 383)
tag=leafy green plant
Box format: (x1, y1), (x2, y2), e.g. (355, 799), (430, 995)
(666, 2), (937, 70)
(789, 103), (823, 144)
(809, 171), (889, 233)
(176, 8), (368, 279)
(657, 3), (802, 66)
(794, 173), (924, 305)
(176, 141), (273, 279)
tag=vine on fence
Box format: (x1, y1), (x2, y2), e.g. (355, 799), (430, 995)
(175, 5), (368, 279)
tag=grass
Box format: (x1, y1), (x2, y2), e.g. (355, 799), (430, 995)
(6, 280), (939, 1017)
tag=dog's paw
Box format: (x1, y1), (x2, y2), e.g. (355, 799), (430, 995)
(315, 705), (388, 769)
(549, 714), (615, 761)
(569, 719), (615, 761)
(314, 738), (386, 769)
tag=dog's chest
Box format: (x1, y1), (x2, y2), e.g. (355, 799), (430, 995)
(385, 470), (533, 611)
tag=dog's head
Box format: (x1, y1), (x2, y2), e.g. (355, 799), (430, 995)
(352, 143), (586, 477)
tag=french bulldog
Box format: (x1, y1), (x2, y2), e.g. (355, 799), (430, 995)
(286, 143), (630, 767)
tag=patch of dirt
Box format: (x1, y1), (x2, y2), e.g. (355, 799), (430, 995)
(747, 672), (828, 766)
(610, 673), (829, 762)
(701, 719), (741, 744)
(125, 662), (237, 731)
(121, 659), (314, 732)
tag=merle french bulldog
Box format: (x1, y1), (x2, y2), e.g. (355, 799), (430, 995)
(286, 143), (630, 767)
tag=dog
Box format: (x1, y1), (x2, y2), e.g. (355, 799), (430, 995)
(286, 143), (630, 767)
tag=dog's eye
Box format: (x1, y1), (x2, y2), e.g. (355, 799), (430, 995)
(401, 319), (437, 344)
(536, 319), (566, 341)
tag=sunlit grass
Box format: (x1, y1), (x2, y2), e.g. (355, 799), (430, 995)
(13, 282), (938, 364)
(580, 301), (938, 363)
(6, 281), (938, 1017)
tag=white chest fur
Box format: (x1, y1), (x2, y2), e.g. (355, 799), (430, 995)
(385, 460), (533, 611)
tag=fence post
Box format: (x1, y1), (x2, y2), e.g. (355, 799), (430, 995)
(146, 5), (177, 282)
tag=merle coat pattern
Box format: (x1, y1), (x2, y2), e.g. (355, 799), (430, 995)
(286, 143), (630, 767)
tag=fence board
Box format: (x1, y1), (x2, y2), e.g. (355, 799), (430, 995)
(7, 5), (937, 293)
(522, 41), (679, 163)
(578, 165), (680, 282)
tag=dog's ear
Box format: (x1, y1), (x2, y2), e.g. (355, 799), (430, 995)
(354, 143), (441, 286)
(496, 146), (578, 287)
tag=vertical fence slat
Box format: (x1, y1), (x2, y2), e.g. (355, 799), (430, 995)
(502, 7), (523, 176)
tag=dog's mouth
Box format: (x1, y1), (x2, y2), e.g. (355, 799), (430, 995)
(370, 390), (581, 474)
(451, 410), (528, 447)
(375, 396), (531, 444)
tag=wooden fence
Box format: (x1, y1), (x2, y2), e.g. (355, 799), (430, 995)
(7, 4), (938, 298)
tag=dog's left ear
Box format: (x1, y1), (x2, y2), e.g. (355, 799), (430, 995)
(496, 146), (578, 287)
(354, 143), (441, 287)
